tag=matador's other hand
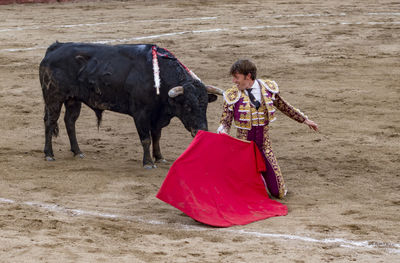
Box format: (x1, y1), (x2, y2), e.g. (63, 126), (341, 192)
(304, 119), (319, 132)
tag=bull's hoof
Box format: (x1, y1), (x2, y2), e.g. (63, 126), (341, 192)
(155, 158), (167, 164)
(76, 153), (85, 159)
(143, 164), (157, 169)
(45, 156), (55, 161)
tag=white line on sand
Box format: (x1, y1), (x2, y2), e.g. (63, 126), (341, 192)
(0, 17), (217, 33)
(1, 11), (399, 34)
(0, 28), (227, 52)
(367, 12), (400, 16)
(1, 197), (399, 254)
(1, 19), (399, 53)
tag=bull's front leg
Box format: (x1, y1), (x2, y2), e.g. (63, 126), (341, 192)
(151, 129), (167, 164)
(133, 114), (156, 169)
(140, 137), (155, 169)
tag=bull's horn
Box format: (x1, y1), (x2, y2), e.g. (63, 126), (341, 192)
(168, 86), (184, 98)
(206, 85), (224, 95)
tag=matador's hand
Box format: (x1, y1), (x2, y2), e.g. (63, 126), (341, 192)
(304, 119), (319, 132)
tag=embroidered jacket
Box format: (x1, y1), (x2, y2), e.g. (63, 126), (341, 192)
(218, 79), (307, 133)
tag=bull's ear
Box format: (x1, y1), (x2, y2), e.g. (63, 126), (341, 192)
(208, 94), (217, 103)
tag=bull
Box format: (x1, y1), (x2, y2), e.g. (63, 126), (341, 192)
(39, 42), (223, 168)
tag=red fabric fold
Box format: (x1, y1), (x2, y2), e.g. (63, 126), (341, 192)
(156, 130), (287, 227)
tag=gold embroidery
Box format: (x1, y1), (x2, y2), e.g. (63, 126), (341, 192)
(261, 126), (287, 199)
(219, 101), (234, 134)
(260, 79), (279, 94)
(231, 83), (279, 130)
(223, 87), (241, 105)
(274, 94), (307, 123)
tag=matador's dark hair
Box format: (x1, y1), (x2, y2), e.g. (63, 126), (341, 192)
(230, 59), (257, 80)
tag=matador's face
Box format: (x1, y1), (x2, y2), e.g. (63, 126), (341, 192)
(232, 73), (253, 91)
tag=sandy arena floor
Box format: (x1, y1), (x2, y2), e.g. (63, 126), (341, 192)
(0, 0), (399, 262)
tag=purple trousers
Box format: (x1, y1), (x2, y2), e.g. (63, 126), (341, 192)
(247, 126), (282, 198)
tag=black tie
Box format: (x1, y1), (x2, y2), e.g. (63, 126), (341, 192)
(247, 89), (260, 110)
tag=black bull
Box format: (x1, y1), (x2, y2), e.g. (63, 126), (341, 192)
(39, 42), (223, 168)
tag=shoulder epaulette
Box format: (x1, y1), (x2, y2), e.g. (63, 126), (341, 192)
(260, 79), (279, 94)
(223, 87), (241, 105)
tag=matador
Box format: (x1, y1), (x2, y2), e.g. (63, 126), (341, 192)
(217, 59), (318, 199)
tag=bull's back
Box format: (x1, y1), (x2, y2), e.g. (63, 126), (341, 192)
(40, 42), (153, 78)
(40, 42), (156, 114)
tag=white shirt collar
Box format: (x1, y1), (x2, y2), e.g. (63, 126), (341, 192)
(246, 80), (261, 101)
(250, 80), (260, 91)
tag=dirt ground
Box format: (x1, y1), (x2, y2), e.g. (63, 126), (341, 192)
(0, 0), (399, 262)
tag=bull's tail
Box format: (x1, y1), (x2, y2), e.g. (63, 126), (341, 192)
(43, 105), (59, 137)
(53, 123), (60, 137)
(94, 109), (103, 130)
(40, 64), (61, 138)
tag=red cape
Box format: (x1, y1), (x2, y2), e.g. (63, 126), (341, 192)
(156, 131), (287, 227)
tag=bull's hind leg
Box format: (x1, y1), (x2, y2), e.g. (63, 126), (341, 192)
(43, 102), (62, 161)
(151, 129), (166, 164)
(64, 99), (84, 158)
